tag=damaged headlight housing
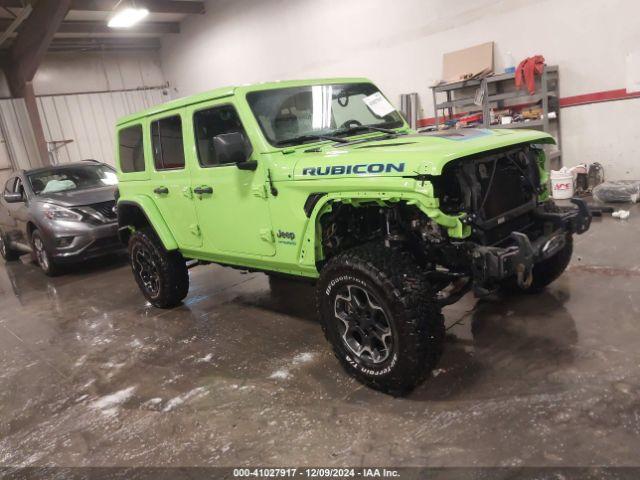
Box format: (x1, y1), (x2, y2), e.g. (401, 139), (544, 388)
(42, 203), (83, 222)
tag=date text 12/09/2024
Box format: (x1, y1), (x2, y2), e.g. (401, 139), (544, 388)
(233, 468), (400, 478)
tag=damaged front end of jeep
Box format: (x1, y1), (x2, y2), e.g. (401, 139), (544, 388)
(429, 143), (590, 298)
(317, 142), (591, 303)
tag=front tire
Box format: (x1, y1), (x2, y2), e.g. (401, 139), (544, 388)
(128, 228), (189, 308)
(0, 230), (21, 261)
(316, 243), (444, 395)
(31, 230), (60, 276)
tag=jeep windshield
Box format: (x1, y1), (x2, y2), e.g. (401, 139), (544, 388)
(28, 164), (117, 195)
(247, 83), (404, 147)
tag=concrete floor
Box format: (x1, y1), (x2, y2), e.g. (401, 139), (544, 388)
(0, 204), (639, 469)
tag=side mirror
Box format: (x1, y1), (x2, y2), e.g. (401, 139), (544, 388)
(237, 160), (258, 171)
(212, 132), (253, 166)
(3, 192), (24, 203)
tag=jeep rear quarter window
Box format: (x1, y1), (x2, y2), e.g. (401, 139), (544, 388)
(119, 124), (145, 173)
(151, 115), (185, 170)
(193, 105), (251, 167)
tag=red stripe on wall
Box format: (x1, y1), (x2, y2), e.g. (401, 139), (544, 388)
(559, 88), (640, 107)
(418, 88), (640, 128)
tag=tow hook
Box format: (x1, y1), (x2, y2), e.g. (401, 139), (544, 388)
(515, 263), (533, 289)
(570, 198), (592, 234)
(510, 232), (534, 289)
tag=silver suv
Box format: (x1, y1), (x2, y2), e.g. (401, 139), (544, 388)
(0, 161), (123, 275)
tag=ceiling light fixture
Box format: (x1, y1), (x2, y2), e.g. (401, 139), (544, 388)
(107, 7), (149, 28)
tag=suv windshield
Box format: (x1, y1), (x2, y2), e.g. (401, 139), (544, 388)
(27, 164), (117, 195)
(247, 82), (404, 147)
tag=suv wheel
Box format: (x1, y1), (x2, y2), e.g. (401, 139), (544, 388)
(503, 234), (573, 294)
(128, 228), (189, 308)
(317, 242), (445, 396)
(0, 230), (21, 261)
(31, 230), (60, 276)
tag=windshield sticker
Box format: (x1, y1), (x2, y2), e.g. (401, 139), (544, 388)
(362, 92), (395, 118)
(302, 162), (405, 176)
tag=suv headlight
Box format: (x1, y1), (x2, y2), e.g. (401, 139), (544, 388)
(42, 203), (83, 222)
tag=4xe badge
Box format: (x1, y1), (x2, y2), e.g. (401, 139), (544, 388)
(276, 229), (296, 245)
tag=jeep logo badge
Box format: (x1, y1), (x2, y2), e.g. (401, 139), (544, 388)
(276, 230), (295, 240)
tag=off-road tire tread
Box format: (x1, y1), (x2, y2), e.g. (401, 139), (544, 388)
(128, 228), (189, 308)
(317, 242), (444, 395)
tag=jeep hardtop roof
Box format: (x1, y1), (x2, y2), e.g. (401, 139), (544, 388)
(116, 77), (371, 127)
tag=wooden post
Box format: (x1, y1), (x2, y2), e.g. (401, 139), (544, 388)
(4, 0), (71, 166)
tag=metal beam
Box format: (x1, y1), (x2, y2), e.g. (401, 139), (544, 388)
(22, 82), (49, 167)
(0, 2), (31, 47)
(0, 0), (205, 14)
(60, 20), (180, 34)
(47, 36), (161, 52)
(5, 0), (71, 97)
(1, 37), (162, 51)
(0, 18), (180, 34)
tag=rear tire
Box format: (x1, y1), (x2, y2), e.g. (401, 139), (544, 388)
(128, 228), (189, 308)
(0, 230), (21, 261)
(502, 234), (573, 294)
(316, 242), (445, 396)
(31, 229), (61, 276)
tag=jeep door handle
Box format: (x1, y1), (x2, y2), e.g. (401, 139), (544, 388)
(153, 186), (169, 195)
(193, 185), (213, 195)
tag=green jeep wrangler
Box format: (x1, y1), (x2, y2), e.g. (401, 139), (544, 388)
(115, 78), (591, 394)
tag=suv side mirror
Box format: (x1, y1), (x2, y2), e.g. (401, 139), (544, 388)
(212, 132), (255, 169)
(3, 192), (24, 203)
(237, 160), (258, 171)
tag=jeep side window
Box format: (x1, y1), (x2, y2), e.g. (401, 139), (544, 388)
(119, 125), (145, 173)
(193, 105), (250, 167)
(151, 115), (185, 170)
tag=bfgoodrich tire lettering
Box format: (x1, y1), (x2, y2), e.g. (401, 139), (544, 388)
(317, 242), (445, 395)
(128, 227), (189, 308)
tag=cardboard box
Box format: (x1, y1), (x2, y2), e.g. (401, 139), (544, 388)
(441, 42), (494, 84)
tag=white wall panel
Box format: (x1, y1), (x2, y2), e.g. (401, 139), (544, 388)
(0, 116), (14, 170)
(0, 99), (40, 170)
(0, 50), (168, 172)
(161, 0), (640, 178)
(33, 52), (165, 96)
(35, 88), (170, 166)
(0, 88), (169, 170)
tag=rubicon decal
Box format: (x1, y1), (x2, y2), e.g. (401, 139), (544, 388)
(301, 162), (405, 176)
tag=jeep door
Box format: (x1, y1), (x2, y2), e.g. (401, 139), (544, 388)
(145, 111), (202, 248)
(185, 101), (275, 257)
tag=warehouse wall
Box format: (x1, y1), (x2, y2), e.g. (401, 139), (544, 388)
(0, 52), (169, 173)
(35, 88), (168, 166)
(32, 52), (165, 96)
(161, 0), (640, 179)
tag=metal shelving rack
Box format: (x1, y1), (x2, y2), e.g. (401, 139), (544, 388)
(431, 65), (561, 168)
